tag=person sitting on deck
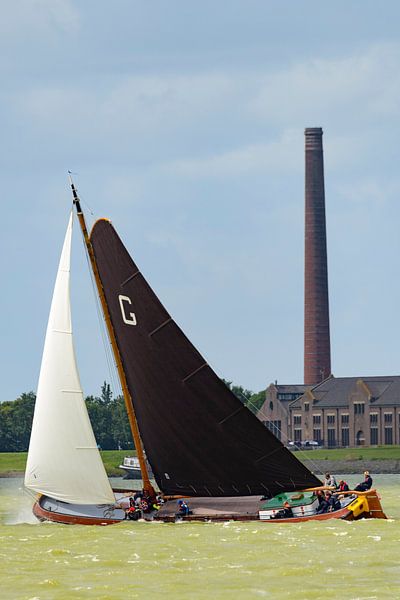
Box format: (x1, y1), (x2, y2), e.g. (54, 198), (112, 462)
(175, 499), (192, 518)
(338, 480), (349, 492)
(139, 495), (155, 514)
(324, 473), (338, 488)
(156, 494), (165, 506)
(150, 497), (163, 512)
(325, 490), (341, 512)
(125, 497), (142, 521)
(133, 491), (143, 506)
(316, 493), (330, 514)
(354, 471), (373, 492)
(271, 501), (293, 519)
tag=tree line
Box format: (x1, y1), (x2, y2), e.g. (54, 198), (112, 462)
(0, 381), (265, 452)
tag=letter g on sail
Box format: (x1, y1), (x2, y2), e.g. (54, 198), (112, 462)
(118, 295), (137, 325)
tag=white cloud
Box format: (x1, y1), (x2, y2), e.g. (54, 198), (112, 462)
(250, 42), (400, 125)
(11, 40), (400, 180)
(158, 128), (302, 179)
(18, 72), (236, 137)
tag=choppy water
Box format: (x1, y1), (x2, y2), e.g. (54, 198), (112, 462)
(0, 475), (399, 600)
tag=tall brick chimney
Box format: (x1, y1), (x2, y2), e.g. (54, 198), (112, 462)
(304, 127), (331, 385)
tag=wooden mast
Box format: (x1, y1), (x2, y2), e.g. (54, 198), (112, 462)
(69, 176), (155, 497)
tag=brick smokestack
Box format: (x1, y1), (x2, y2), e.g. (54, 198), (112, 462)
(304, 127), (331, 385)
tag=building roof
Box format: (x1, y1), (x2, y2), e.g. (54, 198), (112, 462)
(290, 375), (400, 409)
(274, 384), (309, 394)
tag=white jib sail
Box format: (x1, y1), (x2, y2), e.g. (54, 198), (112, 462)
(25, 212), (115, 505)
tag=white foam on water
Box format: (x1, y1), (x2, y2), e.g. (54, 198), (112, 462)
(4, 506), (38, 525)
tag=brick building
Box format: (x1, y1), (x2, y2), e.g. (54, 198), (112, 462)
(256, 376), (400, 447)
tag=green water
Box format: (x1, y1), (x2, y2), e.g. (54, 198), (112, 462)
(1, 476), (399, 599)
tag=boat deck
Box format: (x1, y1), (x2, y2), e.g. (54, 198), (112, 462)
(154, 495), (359, 523)
(156, 495), (271, 521)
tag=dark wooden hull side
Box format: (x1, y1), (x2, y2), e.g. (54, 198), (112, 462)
(154, 489), (387, 523)
(32, 488), (386, 525)
(33, 498), (351, 525)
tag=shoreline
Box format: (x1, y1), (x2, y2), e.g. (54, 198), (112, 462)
(1, 459), (399, 479)
(299, 458), (400, 475)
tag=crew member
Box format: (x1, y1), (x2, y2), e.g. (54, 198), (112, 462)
(125, 496), (141, 521)
(176, 499), (191, 518)
(325, 490), (341, 512)
(316, 494), (330, 514)
(324, 473), (338, 488)
(355, 471), (373, 492)
(272, 501), (293, 519)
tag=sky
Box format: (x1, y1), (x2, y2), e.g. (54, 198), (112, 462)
(2, 0), (400, 401)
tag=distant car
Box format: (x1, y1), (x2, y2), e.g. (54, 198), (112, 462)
(301, 440), (320, 449)
(287, 441), (299, 450)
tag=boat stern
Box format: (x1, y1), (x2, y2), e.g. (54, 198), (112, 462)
(344, 489), (387, 520)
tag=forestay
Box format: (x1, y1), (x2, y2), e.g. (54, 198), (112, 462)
(25, 212), (115, 505)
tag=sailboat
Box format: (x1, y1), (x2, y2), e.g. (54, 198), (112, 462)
(25, 181), (386, 524)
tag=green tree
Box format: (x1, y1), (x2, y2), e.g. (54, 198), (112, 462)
(222, 379), (253, 404)
(222, 379), (265, 414)
(110, 396), (134, 450)
(85, 394), (114, 450)
(85, 383), (134, 450)
(246, 390), (266, 414)
(101, 381), (112, 404)
(0, 392), (36, 451)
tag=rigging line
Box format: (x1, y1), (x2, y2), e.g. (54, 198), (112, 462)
(232, 387), (321, 472)
(68, 172), (95, 216)
(95, 279), (121, 399)
(247, 397), (325, 478)
(249, 421), (323, 480)
(92, 268), (122, 398)
(80, 230), (121, 402)
(23, 487), (37, 501)
(253, 394), (323, 475)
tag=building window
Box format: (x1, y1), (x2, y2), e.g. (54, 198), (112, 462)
(278, 393), (302, 401)
(265, 420), (282, 440)
(327, 415), (335, 424)
(356, 430), (365, 446)
(384, 413), (393, 424)
(304, 402), (309, 412)
(313, 429), (321, 442)
(313, 414), (321, 425)
(269, 401), (274, 411)
(370, 413), (378, 424)
(327, 428), (336, 447)
(370, 427), (378, 445)
(293, 415), (302, 426)
(354, 403), (365, 415)
(384, 427), (393, 445)
(341, 428), (349, 447)
(341, 414), (349, 424)
(294, 429), (302, 442)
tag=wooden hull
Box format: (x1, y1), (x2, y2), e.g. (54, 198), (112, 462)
(33, 494), (127, 526)
(32, 488), (386, 526)
(156, 504), (353, 523)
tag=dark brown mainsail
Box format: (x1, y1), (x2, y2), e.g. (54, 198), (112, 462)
(90, 219), (321, 498)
